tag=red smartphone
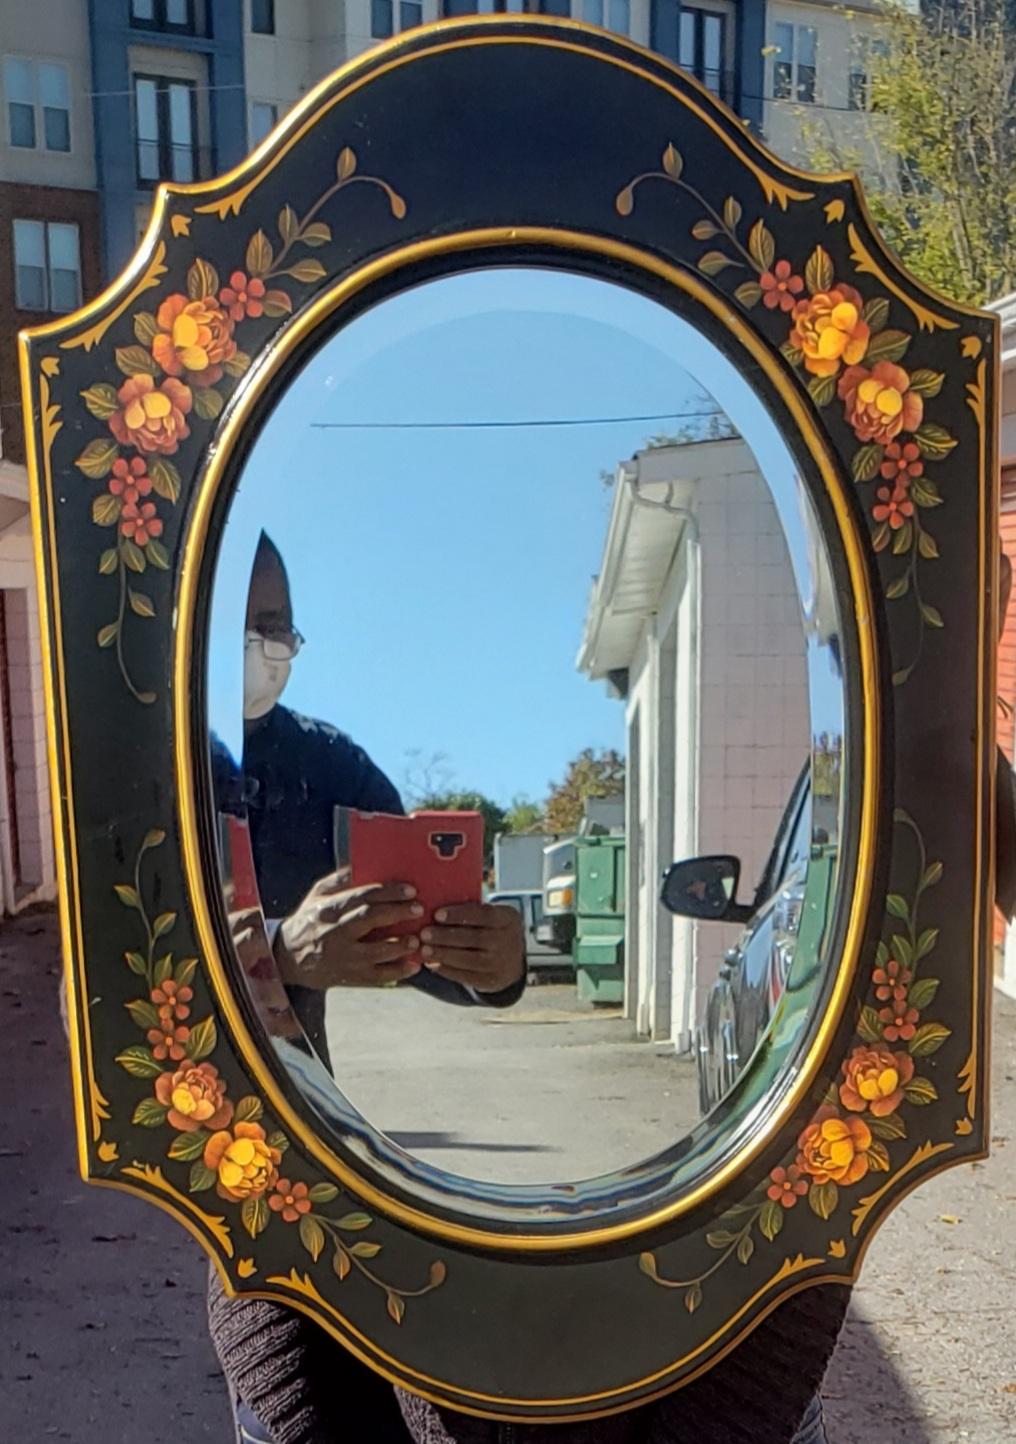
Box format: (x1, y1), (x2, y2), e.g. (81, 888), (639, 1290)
(224, 814), (261, 911)
(337, 808), (484, 935)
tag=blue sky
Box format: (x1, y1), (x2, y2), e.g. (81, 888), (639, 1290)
(207, 268), (841, 806)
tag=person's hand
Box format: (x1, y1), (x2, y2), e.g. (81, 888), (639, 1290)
(419, 902), (525, 995)
(273, 876), (424, 990)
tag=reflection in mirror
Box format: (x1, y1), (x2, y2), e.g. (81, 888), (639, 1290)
(206, 268), (846, 1194)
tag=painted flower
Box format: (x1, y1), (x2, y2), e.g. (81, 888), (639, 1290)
(872, 484), (914, 531)
(147, 1020), (190, 1062)
(155, 1060), (234, 1133)
(872, 958), (912, 1003)
(203, 1120), (282, 1202)
(120, 499), (163, 547)
(268, 1178), (313, 1223)
(108, 456), (152, 508)
(109, 375), (192, 456)
(837, 361), (924, 447)
(220, 271), (266, 322)
(879, 1001), (921, 1044)
(151, 293), (236, 386)
(796, 1110), (872, 1185)
(880, 441), (924, 485)
(789, 285), (870, 378)
(151, 978), (193, 1024)
(760, 259), (805, 313)
(839, 1044), (915, 1116)
(767, 1163), (808, 1208)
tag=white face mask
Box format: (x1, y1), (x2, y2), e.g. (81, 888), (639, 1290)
(243, 644), (291, 720)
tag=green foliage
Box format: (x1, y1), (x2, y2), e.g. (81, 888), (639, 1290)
(543, 748), (626, 835)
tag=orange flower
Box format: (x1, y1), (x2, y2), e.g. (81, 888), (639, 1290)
(120, 499), (162, 547)
(879, 1002), (920, 1044)
(109, 375), (192, 456)
(147, 1021), (190, 1062)
(837, 361), (924, 446)
(872, 958), (911, 1003)
(767, 1163), (808, 1208)
(151, 293), (236, 386)
(789, 285), (870, 377)
(880, 441), (924, 485)
(268, 1178), (313, 1223)
(203, 1121), (281, 1202)
(151, 978), (193, 1024)
(155, 1060), (234, 1133)
(220, 271), (266, 322)
(760, 259), (805, 313)
(872, 484), (914, 531)
(796, 1110), (872, 1185)
(108, 456), (152, 508)
(839, 1045), (915, 1116)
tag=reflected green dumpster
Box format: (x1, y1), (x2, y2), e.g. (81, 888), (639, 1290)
(574, 835), (625, 1005)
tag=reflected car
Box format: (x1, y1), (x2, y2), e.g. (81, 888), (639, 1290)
(660, 766), (816, 1115)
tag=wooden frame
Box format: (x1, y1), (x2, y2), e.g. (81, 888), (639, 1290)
(20, 16), (997, 1421)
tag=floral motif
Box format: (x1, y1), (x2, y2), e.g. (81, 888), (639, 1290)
(269, 1178), (313, 1222)
(880, 441), (924, 485)
(760, 259), (804, 312)
(220, 271), (266, 321)
(872, 957), (911, 1002)
(789, 285), (869, 377)
(152, 977), (193, 1023)
(152, 293), (237, 385)
(838, 361), (924, 446)
(766, 1164), (808, 1207)
(205, 1121), (282, 1202)
(109, 374), (193, 456)
(796, 1112), (874, 1186)
(155, 1060), (233, 1132)
(872, 484), (914, 531)
(839, 1045), (914, 1116)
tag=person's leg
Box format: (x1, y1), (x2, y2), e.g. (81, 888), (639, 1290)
(231, 1394), (276, 1443)
(789, 1394), (828, 1444)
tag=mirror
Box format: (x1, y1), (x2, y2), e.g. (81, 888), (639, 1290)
(206, 267), (847, 1193)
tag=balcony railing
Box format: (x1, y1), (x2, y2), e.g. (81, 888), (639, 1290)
(136, 142), (215, 189)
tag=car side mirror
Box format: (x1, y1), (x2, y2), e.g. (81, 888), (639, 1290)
(660, 856), (754, 924)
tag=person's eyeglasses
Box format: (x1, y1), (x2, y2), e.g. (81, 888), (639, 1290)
(245, 628), (304, 662)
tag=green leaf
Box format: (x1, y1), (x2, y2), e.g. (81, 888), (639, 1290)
(153, 954), (173, 987)
(692, 219), (718, 240)
(134, 311), (159, 347)
(908, 368), (945, 398)
(278, 205), (299, 244)
(759, 1200), (784, 1241)
(918, 529), (940, 560)
(902, 1077), (938, 1105)
(387, 1292), (406, 1324)
(737, 1233), (754, 1265)
(115, 1044), (162, 1078)
(262, 289), (293, 318)
(684, 1283), (702, 1314)
(808, 1180), (839, 1220)
(909, 1021), (951, 1057)
(92, 493), (121, 527)
(747, 218), (775, 271)
(175, 957), (199, 988)
(187, 257), (219, 300)
(337, 145), (357, 180)
(638, 1251), (659, 1280)
(914, 423), (958, 460)
(891, 933), (913, 969)
(805, 244), (834, 295)
(308, 1183), (340, 1204)
(168, 1129), (210, 1161)
(864, 329), (911, 365)
(706, 1229), (740, 1248)
(734, 281), (762, 308)
(241, 1195), (270, 1239)
(910, 478), (943, 508)
(916, 928), (940, 960)
(76, 439), (119, 480)
(921, 603), (944, 628)
(132, 1097), (169, 1127)
(333, 1249), (351, 1281)
(223, 351), (251, 378)
(922, 861), (944, 888)
(129, 588), (155, 619)
(152, 912), (176, 940)
(234, 1095), (264, 1124)
(876, 940), (889, 968)
(282, 258), (327, 284)
(893, 519), (913, 554)
(869, 1112), (906, 1140)
(97, 622), (119, 649)
(99, 547), (118, 574)
(851, 444), (884, 482)
(194, 387), (224, 421)
(886, 893), (910, 920)
(148, 458), (181, 503)
(189, 1160), (216, 1192)
(885, 574), (910, 600)
(122, 539), (146, 573)
(862, 296), (890, 334)
(780, 340), (804, 366)
(872, 522), (890, 554)
(662, 142), (682, 179)
(115, 883), (141, 910)
(245, 230), (273, 278)
(867, 1140), (891, 1172)
(351, 1240), (381, 1259)
(125, 998), (161, 1030)
(907, 976), (940, 1011)
(266, 1129), (289, 1154)
(116, 345), (158, 378)
(143, 828), (166, 849)
(299, 1214), (326, 1262)
(723, 196), (742, 229)
(807, 373), (837, 407)
(124, 950), (148, 976)
(335, 1210), (372, 1229)
(185, 1015), (217, 1062)
(301, 222), (331, 247)
(81, 382), (120, 419)
(857, 1004), (883, 1043)
(147, 539), (170, 570)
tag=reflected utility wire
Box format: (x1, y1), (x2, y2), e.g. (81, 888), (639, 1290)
(310, 408), (725, 431)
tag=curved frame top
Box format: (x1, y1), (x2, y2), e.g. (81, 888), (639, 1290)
(20, 16), (996, 1421)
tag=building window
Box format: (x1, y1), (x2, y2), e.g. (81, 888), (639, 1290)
(441, 1), (525, 15)
(371, 0), (424, 35)
(536, 0), (571, 14)
(848, 36), (887, 112)
(130, 0), (197, 32)
(13, 220), (81, 313)
(772, 22), (818, 104)
(251, 0), (275, 33)
(582, 0), (631, 34)
(250, 101), (277, 145)
(134, 75), (197, 185)
(679, 8), (729, 98)
(3, 58), (71, 152)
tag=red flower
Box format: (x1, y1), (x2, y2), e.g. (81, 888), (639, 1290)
(147, 1022), (190, 1062)
(151, 978), (193, 1024)
(879, 1001), (920, 1043)
(120, 500), (163, 547)
(767, 1163), (808, 1207)
(108, 456), (153, 509)
(872, 958), (911, 1003)
(220, 271), (266, 322)
(880, 441), (924, 485)
(268, 1178), (313, 1223)
(760, 259), (805, 312)
(872, 485), (914, 531)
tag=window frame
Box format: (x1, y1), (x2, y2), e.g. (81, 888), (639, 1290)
(770, 21), (819, 106)
(133, 72), (199, 188)
(371, 0), (424, 39)
(249, 100), (278, 147)
(129, 0), (198, 35)
(12, 217), (82, 314)
(250, 0), (276, 34)
(3, 56), (72, 154)
(677, 5), (732, 103)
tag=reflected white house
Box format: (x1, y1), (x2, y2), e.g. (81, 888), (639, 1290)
(577, 436), (810, 1051)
